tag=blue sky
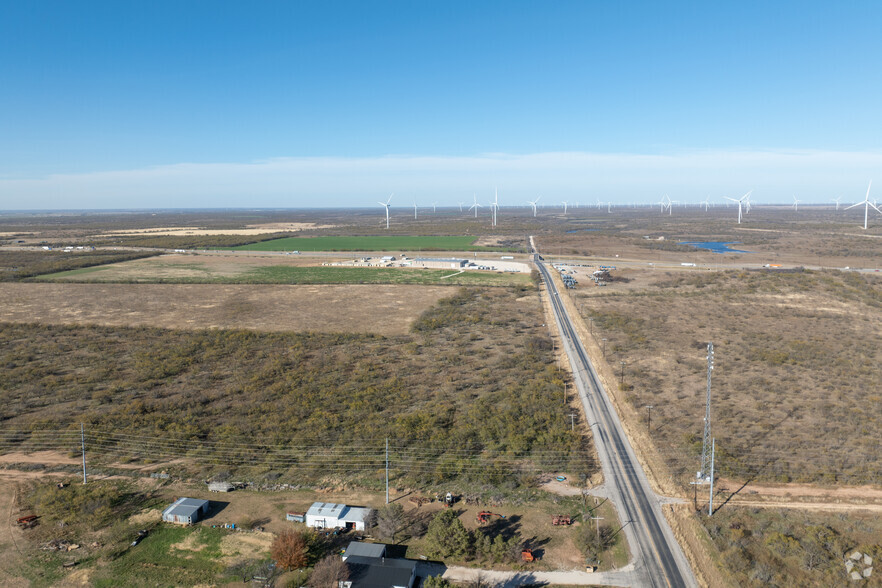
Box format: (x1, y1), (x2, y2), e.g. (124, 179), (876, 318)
(1, 1), (881, 208)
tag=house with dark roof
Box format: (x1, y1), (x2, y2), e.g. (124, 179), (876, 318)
(340, 542), (417, 588)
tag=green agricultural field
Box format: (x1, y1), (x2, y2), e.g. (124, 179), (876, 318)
(234, 235), (490, 252)
(37, 259), (531, 287)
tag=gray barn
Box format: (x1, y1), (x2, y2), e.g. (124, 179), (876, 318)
(162, 497), (210, 525)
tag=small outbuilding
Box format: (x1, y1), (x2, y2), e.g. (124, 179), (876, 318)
(305, 502), (372, 531)
(162, 497), (210, 525)
(208, 481), (234, 492)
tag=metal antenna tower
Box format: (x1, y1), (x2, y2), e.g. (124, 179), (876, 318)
(698, 342), (714, 481)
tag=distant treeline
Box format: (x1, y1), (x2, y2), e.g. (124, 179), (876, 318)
(0, 250), (159, 282)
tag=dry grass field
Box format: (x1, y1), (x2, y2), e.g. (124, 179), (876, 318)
(536, 208), (882, 269)
(0, 282), (450, 335)
(572, 268), (882, 486)
(0, 284), (591, 489)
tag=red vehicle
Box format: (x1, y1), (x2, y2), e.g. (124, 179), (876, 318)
(17, 515), (38, 528)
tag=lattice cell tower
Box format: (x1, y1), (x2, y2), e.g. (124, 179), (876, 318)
(698, 342), (714, 482)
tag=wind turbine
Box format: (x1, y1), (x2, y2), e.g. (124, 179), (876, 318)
(458, 202), (464, 213)
(527, 196), (541, 217)
(845, 181), (879, 230)
(432, 202), (437, 213)
(700, 197), (711, 211)
(468, 194), (482, 218)
(724, 191), (752, 224)
(792, 196), (800, 212)
(489, 188), (499, 227)
(378, 195), (392, 229)
(561, 201), (568, 215)
(831, 196), (842, 211)
(596, 198), (603, 209)
(412, 202), (418, 220)
(607, 202), (612, 213)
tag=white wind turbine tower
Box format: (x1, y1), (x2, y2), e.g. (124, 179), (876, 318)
(458, 202), (464, 213)
(831, 196), (842, 211)
(607, 202), (612, 213)
(468, 194), (482, 218)
(658, 195), (668, 214)
(561, 201), (568, 215)
(845, 181), (879, 230)
(724, 191), (751, 224)
(378, 195), (392, 229)
(490, 188), (499, 227)
(412, 202), (418, 220)
(658, 194), (674, 215)
(432, 202), (437, 213)
(596, 198), (603, 209)
(792, 196), (800, 212)
(700, 197), (711, 211)
(527, 196), (541, 217)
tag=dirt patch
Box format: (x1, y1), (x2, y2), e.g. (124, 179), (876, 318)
(220, 531), (273, 565)
(171, 532), (207, 553)
(55, 568), (93, 587)
(128, 508), (162, 526)
(0, 480), (29, 587)
(0, 451), (79, 466)
(0, 283), (450, 335)
(719, 479), (882, 502)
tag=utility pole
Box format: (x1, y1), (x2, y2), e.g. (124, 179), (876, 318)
(80, 423), (87, 485)
(647, 405), (653, 434)
(602, 338), (607, 358)
(589, 514), (604, 540)
(570, 413), (576, 431)
(619, 361), (626, 385)
(589, 317), (594, 339)
(563, 382), (567, 405)
(698, 342), (714, 482)
(708, 438), (716, 516)
(385, 438), (389, 504)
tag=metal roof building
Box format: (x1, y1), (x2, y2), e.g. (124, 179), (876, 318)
(413, 258), (468, 269)
(344, 554), (417, 588)
(305, 502), (372, 531)
(342, 541), (387, 560)
(162, 497), (210, 525)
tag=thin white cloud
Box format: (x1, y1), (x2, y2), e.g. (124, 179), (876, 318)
(1, 149), (881, 209)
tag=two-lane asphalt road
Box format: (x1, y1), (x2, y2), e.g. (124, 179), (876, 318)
(535, 252), (697, 588)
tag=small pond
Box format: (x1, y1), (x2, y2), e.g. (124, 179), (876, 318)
(678, 241), (750, 254)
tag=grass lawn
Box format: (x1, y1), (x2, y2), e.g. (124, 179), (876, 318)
(233, 235), (486, 252)
(241, 265), (530, 286)
(92, 525), (228, 587)
(37, 264), (530, 286)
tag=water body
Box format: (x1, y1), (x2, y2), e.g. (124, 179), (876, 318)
(565, 228), (600, 233)
(678, 241), (750, 254)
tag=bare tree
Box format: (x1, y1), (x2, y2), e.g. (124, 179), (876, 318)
(308, 555), (349, 588)
(375, 502), (406, 543)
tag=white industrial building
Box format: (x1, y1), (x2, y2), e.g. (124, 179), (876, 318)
(305, 502), (372, 531)
(413, 258), (468, 269)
